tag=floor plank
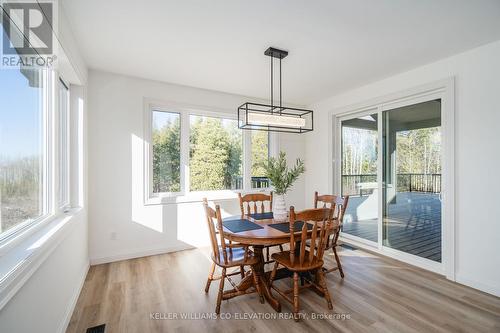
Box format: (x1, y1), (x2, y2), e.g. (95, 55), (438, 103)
(66, 246), (500, 333)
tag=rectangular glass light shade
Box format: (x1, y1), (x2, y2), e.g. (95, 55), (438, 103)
(247, 112), (306, 128)
(238, 102), (313, 133)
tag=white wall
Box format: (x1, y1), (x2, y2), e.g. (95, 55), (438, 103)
(87, 70), (306, 264)
(0, 211), (88, 333)
(304, 40), (500, 296)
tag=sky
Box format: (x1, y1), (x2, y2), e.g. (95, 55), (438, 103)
(0, 25), (42, 160)
(152, 110), (179, 131)
(152, 110), (239, 131)
(0, 67), (42, 160)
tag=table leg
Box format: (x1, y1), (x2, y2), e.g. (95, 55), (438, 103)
(228, 245), (281, 312)
(253, 245), (281, 312)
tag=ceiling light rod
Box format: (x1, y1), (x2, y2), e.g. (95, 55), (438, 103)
(265, 47), (288, 113)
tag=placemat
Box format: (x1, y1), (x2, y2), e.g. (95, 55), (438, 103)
(268, 221), (312, 233)
(223, 219), (263, 233)
(248, 212), (274, 220)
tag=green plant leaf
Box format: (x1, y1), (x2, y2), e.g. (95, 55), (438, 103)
(261, 151), (305, 195)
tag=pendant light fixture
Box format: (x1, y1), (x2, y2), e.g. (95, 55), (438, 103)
(238, 47), (313, 133)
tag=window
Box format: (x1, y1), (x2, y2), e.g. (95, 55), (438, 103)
(58, 79), (70, 208)
(189, 115), (242, 191)
(0, 66), (48, 239)
(152, 110), (181, 193)
(0, 14), (77, 250)
(147, 104), (275, 199)
(251, 131), (270, 189)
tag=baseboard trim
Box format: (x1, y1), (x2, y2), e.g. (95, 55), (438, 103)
(90, 244), (194, 265)
(58, 259), (90, 333)
(455, 274), (500, 298)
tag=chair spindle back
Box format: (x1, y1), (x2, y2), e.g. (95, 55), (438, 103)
(238, 193), (273, 215)
(326, 195), (349, 249)
(203, 198), (228, 264)
(333, 195), (349, 225)
(289, 207), (333, 266)
(314, 191), (337, 210)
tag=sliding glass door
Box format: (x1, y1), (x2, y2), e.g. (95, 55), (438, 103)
(382, 100), (442, 262)
(340, 112), (379, 244)
(338, 98), (444, 267)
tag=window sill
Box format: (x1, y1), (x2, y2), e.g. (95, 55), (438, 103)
(145, 188), (273, 205)
(0, 208), (83, 311)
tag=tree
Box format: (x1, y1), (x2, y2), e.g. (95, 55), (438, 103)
(190, 118), (242, 191)
(152, 120), (180, 192)
(396, 127), (441, 174)
(225, 124), (243, 188)
(341, 127), (378, 176)
(251, 131), (268, 177)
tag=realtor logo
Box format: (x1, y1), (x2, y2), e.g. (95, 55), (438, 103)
(1, 0), (56, 67)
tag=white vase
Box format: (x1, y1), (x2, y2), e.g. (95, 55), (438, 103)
(273, 194), (288, 221)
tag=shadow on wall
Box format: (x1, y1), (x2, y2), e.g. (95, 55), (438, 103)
(176, 199), (241, 247)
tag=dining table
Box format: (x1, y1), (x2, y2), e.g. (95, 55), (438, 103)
(221, 213), (337, 312)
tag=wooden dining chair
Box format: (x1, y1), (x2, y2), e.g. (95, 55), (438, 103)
(268, 207), (334, 321)
(238, 192), (282, 263)
(314, 191), (337, 210)
(313, 193), (349, 278)
(203, 199), (264, 314)
(239, 192), (273, 215)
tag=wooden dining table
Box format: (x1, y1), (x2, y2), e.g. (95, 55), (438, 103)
(222, 214), (337, 312)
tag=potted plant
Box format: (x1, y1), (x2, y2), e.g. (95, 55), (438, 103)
(262, 151), (305, 221)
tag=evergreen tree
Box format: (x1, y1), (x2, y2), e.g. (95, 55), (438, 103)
(152, 120), (181, 192)
(251, 131), (268, 177)
(225, 123), (243, 188)
(190, 118), (233, 191)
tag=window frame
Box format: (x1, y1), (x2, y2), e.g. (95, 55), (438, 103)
(0, 12), (88, 310)
(58, 78), (71, 211)
(144, 100), (277, 204)
(0, 69), (78, 252)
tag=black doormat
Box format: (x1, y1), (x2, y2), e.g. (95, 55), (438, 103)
(339, 243), (357, 251)
(86, 324), (105, 333)
(248, 212), (274, 220)
(268, 221), (312, 233)
(223, 219), (263, 233)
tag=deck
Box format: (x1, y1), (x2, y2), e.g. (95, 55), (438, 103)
(341, 192), (442, 262)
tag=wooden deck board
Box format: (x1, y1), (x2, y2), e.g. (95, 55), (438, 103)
(341, 192), (442, 262)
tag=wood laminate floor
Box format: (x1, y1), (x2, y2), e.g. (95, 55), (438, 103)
(67, 245), (500, 333)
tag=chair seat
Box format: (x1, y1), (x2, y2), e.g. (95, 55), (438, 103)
(212, 246), (259, 267)
(271, 250), (324, 272)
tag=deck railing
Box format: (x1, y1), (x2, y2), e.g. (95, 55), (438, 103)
(342, 174), (377, 196)
(341, 173), (441, 196)
(397, 173), (441, 194)
(232, 177), (270, 189)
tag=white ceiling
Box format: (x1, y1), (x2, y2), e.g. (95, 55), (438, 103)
(62, 0), (500, 105)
